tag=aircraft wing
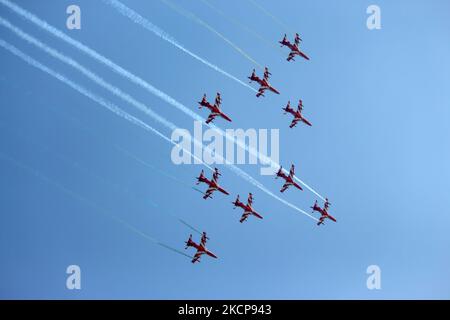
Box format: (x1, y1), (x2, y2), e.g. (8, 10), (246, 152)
(257, 86), (267, 96)
(203, 186), (215, 199)
(259, 87), (267, 94)
(192, 250), (204, 263)
(317, 217), (325, 226)
(280, 182), (290, 193)
(287, 51), (297, 61)
(324, 200), (330, 211)
(239, 212), (250, 223)
(205, 113), (217, 124)
(289, 118), (299, 128)
(247, 193), (253, 206)
(289, 165), (295, 178)
(200, 233), (208, 246)
(214, 93), (221, 107)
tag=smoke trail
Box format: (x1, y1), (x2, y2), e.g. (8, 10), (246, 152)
(0, 120), (151, 208)
(0, 6), (325, 201)
(0, 16), (212, 170)
(0, 17), (174, 130)
(115, 145), (204, 195)
(0, 38), (210, 173)
(246, 0), (293, 33)
(0, 122), (207, 239)
(98, 0), (255, 91)
(0, 14), (323, 211)
(200, 0), (283, 54)
(178, 219), (203, 235)
(118, 150), (208, 232)
(0, 39), (316, 221)
(0, 0), (208, 121)
(0, 151), (193, 260)
(160, 0), (263, 69)
(0, 2), (320, 198)
(15, 88), (205, 200)
(1, 122), (152, 211)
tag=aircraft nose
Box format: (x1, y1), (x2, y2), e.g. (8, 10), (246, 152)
(207, 251), (218, 259)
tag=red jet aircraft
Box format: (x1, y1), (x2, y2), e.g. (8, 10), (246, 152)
(279, 33), (310, 62)
(232, 193), (263, 223)
(198, 92), (232, 124)
(185, 232), (218, 263)
(196, 168), (230, 199)
(311, 198), (337, 226)
(282, 100), (312, 128)
(275, 164), (303, 192)
(248, 67), (280, 97)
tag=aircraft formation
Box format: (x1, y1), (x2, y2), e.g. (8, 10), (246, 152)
(0, 1), (335, 266)
(185, 33), (336, 264)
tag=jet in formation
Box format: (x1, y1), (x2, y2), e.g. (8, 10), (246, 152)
(282, 100), (312, 128)
(232, 193), (264, 223)
(311, 198), (336, 226)
(198, 92), (232, 124)
(180, 29), (335, 264)
(196, 168), (229, 199)
(185, 232), (218, 263)
(248, 67), (280, 97)
(275, 164), (303, 192)
(279, 33), (310, 62)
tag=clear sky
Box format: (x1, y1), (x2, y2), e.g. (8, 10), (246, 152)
(0, 0), (449, 299)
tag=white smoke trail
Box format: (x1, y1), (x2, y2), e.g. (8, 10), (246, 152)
(0, 12), (323, 206)
(100, 0), (256, 91)
(0, 38), (317, 221)
(0, 17), (176, 131)
(115, 145), (204, 195)
(0, 38), (210, 171)
(114, 146), (223, 229)
(0, 0), (206, 121)
(1, 122), (206, 235)
(246, 0), (293, 33)
(0, 151), (193, 260)
(160, 0), (263, 68)
(200, 0), (283, 54)
(0, 2), (325, 201)
(178, 219), (203, 235)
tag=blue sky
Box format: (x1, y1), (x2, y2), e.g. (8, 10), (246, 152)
(0, 0), (450, 299)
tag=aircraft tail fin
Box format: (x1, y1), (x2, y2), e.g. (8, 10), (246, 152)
(283, 101), (292, 113)
(275, 166), (283, 178)
(185, 234), (193, 249)
(196, 170), (205, 184)
(311, 200), (318, 212)
(232, 195), (240, 208)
